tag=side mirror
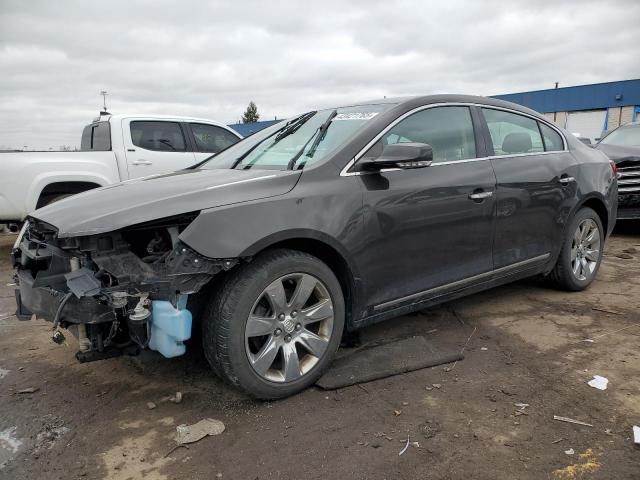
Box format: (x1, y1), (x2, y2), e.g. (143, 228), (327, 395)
(357, 142), (433, 172)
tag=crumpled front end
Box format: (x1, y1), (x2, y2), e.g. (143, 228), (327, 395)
(12, 215), (238, 362)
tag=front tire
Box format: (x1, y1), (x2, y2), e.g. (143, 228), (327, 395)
(549, 207), (604, 291)
(202, 249), (344, 399)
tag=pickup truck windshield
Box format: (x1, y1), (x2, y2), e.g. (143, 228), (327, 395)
(200, 104), (393, 171)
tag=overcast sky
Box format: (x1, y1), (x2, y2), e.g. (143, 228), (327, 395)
(1, 0), (639, 149)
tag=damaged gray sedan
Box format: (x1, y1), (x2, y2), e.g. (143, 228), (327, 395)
(13, 95), (617, 398)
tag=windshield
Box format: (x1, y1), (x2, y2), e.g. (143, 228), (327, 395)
(600, 125), (640, 147)
(200, 104), (393, 170)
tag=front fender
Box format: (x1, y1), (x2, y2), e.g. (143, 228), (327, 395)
(179, 185), (365, 277)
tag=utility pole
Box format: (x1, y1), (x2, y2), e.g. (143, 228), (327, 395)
(100, 90), (108, 113)
(554, 82), (559, 89)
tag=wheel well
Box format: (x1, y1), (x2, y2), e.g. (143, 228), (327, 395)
(259, 238), (356, 328)
(581, 198), (608, 234)
(36, 182), (101, 208)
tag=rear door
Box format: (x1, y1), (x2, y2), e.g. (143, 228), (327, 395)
(479, 107), (579, 269)
(355, 105), (497, 310)
(122, 119), (196, 178)
(187, 123), (242, 162)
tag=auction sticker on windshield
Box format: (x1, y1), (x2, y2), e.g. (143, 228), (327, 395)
(334, 112), (379, 121)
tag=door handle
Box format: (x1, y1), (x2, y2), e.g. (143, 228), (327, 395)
(132, 160), (153, 166)
(468, 190), (493, 201)
(559, 175), (575, 185)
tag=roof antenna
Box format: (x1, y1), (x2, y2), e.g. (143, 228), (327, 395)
(100, 90), (110, 115)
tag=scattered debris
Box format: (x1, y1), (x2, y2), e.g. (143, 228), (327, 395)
(564, 448), (574, 455)
(393, 410), (402, 416)
(33, 415), (69, 454)
(147, 402), (157, 410)
(592, 307), (622, 315)
(553, 415), (593, 428)
(514, 403), (529, 410)
(164, 444), (189, 458)
(419, 421), (440, 439)
(552, 448), (600, 479)
(633, 426), (640, 445)
(582, 322), (640, 343)
(17, 387), (39, 394)
(432, 384), (442, 389)
(450, 326), (476, 371)
(604, 429), (613, 436)
(176, 418), (225, 445)
(399, 436), (410, 456)
(582, 339), (595, 343)
(480, 347), (488, 351)
(169, 392), (183, 404)
(552, 438), (565, 444)
(587, 375), (608, 391)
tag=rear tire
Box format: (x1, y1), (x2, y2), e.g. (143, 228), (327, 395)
(40, 193), (73, 207)
(548, 207), (604, 291)
(202, 249), (344, 399)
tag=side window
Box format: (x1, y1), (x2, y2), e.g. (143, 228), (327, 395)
(130, 121), (186, 152)
(482, 108), (544, 156)
(189, 123), (240, 153)
(363, 106), (476, 163)
(80, 122), (111, 151)
(539, 123), (564, 151)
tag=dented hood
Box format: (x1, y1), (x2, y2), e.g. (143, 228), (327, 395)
(31, 168), (301, 238)
(595, 143), (640, 163)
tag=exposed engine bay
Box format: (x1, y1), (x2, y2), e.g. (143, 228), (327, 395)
(12, 214), (239, 362)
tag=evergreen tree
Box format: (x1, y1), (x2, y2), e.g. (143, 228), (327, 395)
(242, 101), (260, 123)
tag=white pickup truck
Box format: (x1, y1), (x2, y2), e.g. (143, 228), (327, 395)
(0, 113), (242, 230)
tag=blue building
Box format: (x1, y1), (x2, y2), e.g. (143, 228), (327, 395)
(228, 119), (280, 137)
(493, 79), (640, 143)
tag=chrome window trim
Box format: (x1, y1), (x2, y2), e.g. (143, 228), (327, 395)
(340, 102), (568, 177)
(373, 253), (551, 311)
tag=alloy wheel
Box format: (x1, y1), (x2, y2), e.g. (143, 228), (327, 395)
(244, 273), (334, 383)
(570, 218), (601, 281)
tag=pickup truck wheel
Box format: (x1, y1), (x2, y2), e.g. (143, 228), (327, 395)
(202, 249), (344, 399)
(548, 207), (604, 291)
(41, 193), (72, 207)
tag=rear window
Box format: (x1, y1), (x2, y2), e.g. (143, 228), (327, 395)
(80, 122), (111, 151)
(540, 123), (564, 151)
(130, 121), (187, 151)
(482, 108), (545, 156)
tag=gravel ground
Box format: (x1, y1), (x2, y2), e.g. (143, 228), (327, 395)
(0, 224), (639, 480)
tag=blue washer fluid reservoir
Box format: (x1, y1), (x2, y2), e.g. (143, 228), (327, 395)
(148, 295), (192, 358)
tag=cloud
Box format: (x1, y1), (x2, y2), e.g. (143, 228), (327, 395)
(0, 0), (638, 149)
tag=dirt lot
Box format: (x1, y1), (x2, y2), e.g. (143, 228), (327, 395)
(1, 225), (639, 480)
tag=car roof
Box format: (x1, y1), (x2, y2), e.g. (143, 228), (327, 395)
(337, 94), (543, 118)
(90, 113), (236, 130)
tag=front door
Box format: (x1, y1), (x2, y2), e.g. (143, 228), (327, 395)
(355, 106), (497, 310)
(479, 107), (579, 269)
(122, 119), (196, 178)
